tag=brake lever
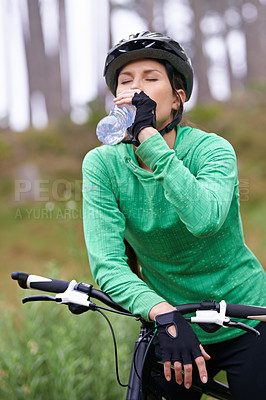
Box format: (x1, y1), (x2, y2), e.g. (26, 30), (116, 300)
(22, 295), (60, 304)
(22, 281), (95, 310)
(224, 320), (260, 338)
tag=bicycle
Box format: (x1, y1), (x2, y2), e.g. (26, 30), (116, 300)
(11, 271), (266, 400)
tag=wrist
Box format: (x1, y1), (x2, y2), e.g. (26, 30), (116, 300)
(138, 127), (158, 144)
(149, 302), (176, 321)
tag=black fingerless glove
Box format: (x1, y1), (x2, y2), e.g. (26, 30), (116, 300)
(155, 310), (202, 365)
(126, 91), (157, 147)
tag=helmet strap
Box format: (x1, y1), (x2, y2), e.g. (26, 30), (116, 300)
(159, 91), (183, 137)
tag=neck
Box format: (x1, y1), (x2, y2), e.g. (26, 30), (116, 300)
(162, 127), (177, 149)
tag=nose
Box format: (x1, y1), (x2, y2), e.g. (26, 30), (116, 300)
(130, 77), (143, 91)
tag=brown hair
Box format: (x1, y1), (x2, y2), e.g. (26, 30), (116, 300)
(124, 239), (142, 279)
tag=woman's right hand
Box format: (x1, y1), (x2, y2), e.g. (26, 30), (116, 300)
(113, 89), (141, 107)
(115, 91), (157, 146)
(150, 302), (210, 389)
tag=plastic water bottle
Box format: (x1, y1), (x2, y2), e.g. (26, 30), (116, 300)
(96, 104), (136, 145)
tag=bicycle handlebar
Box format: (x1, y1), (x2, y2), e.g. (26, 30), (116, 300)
(11, 272), (130, 314)
(226, 303), (266, 320)
(175, 301), (266, 320)
(12, 272), (69, 292)
(11, 272), (266, 322)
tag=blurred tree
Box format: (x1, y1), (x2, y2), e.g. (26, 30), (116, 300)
(242, 0), (266, 85)
(213, 1), (233, 92)
(189, 0), (212, 102)
(139, 0), (157, 31)
(142, 0), (155, 30)
(22, 0), (69, 125)
(223, 3), (246, 92)
(92, 0), (113, 110)
(23, 0), (47, 124)
(59, 0), (70, 113)
(3, 0), (266, 130)
(153, 0), (166, 32)
(189, 0), (266, 100)
(120, 0), (165, 32)
(43, 6), (64, 121)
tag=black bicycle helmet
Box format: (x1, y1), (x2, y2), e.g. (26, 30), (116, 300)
(104, 31), (194, 101)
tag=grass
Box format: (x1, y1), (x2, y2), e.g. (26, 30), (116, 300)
(0, 201), (89, 305)
(0, 291), (228, 399)
(0, 281), (139, 400)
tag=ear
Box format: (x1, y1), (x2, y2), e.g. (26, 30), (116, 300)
(172, 89), (186, 111)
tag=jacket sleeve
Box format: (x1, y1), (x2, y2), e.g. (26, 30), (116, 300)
(135, 132), (238, 237)
(82, 149), (165, 320)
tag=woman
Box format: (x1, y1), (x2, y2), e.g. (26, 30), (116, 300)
(82, 32), (266, 398)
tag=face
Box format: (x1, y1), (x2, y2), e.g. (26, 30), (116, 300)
(116, 59), (180, 131)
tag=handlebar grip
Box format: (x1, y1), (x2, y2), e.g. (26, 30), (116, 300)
(226, 303), (266, 319)
(12, 272), (69, 293)
(11, 272), (30, 289)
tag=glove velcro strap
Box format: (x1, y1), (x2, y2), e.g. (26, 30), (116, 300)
(156, 310), (180, 326)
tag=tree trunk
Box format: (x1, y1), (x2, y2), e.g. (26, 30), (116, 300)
(93, 0), (110, 109)
(23, 0), (65, 125)
(24, 0), (47, 124)
(58, 0), (70, 114)
(142, 0), (155, 31)
(45, 54), (63, 121)
(189, 0), (212, 103)
(244, 0), (266, 84)
(153, 0), (166, 33)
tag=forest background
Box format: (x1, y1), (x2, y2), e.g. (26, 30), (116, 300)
(0, 1), (266, 399)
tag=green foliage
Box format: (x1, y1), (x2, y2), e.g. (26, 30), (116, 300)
(0, 291), (139, 399)
(20, 128), (66, 154)
(0, 176), (13, 198)
(0, 136), (11, 160)
(87, 98), (107, 132)
(188, 103), (222, 125)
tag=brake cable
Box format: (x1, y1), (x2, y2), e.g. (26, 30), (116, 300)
(95, 308), (129, 387)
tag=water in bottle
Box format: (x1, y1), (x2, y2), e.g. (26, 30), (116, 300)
(96, 104), (136, 145)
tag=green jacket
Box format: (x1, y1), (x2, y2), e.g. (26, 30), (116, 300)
(82, 126), (266, 344)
